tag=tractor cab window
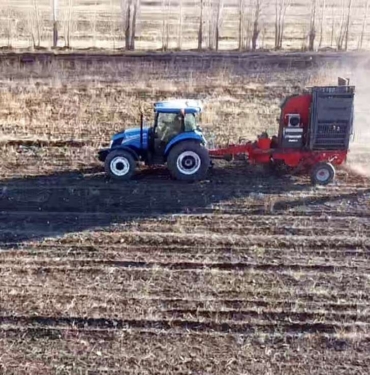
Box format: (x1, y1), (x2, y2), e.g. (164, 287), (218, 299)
(156, 112), (199, 143)
(156, 113), (183, 143)
(184, 113), (198, 131)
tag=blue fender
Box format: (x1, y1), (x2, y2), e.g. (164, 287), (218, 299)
(164, 132), (205, 157)
(109, 145), (140, 161)
(98, 145), (140, 163)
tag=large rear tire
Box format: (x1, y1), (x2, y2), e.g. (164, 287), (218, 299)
(310, 162), (335, 186)
(167, 142), (210, 181)
(105, 150), (136, 181)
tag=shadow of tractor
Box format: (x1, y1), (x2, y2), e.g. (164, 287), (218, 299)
(0, 162), (367, 246)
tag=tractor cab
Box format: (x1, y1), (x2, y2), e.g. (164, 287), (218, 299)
(150, 100), (203, 159)
(98, 99), (210, 181)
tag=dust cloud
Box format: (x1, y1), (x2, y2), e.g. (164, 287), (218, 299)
(345, 61), (370, 177)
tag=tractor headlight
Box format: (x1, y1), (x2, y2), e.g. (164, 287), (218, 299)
(109, 139), (114, 148)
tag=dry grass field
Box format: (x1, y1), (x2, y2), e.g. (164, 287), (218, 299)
(0, 52), (370, 374)
(1, 0), (370, 50)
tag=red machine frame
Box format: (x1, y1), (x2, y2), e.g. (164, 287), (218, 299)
(208, 88), (349, 172)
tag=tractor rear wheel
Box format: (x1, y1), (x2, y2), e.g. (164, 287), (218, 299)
(105, 150), (136, 181)
(310, 162), (336, 185)
(167, 142), (210, 181)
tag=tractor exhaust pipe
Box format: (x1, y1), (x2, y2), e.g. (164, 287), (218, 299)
(140, 111), (144, 149)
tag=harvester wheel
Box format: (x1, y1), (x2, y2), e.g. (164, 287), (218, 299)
(105, 150), (136, 181)
(310, 162), (336, 186)
(167, 142), (210, 181)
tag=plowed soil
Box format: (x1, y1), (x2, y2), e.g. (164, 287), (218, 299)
(1, 53), (370, 374)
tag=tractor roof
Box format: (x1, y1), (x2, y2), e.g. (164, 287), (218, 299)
(154, 99), (202, 114)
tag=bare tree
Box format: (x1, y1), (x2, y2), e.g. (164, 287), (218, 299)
(177, 0), (183, 49)
(336, 0), (353, 51)
(215, 0), (223, 50)
(161, 0), (171, 50)
(121, 0), (139, 50)
(3, 0), (17, 47)
(121, 0), (131, 49)
(30, 0), (42, 48)
(238, 0), (245, 51)
(52, 0), (58, 48)
(308, 0), (317, 51)
(92, 0), (98, 46)
(274, 0), (291, 50)
(330, 2), (336, 47)
(318, 0), (326, 49)
(251, 0), (265, 50)
(198, 0), (204, 50)
(130, 0), (139, 50)
(208, 0), (223, 50)
(238, 0), (252, 51)
(336, 0), (347, 50)
(64, 0), (74, 48)
(208, 0), (213, 49)
(359, 0), (370, 49)
(343, 0), (353, 50)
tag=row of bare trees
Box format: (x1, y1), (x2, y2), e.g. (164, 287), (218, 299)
(16, 0), (370, 51)
(120, 0), (367, 52)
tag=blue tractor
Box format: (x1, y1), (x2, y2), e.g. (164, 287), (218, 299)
(98, 99), (210, 181)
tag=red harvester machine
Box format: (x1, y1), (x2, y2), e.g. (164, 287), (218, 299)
(209, 78), (355, 185)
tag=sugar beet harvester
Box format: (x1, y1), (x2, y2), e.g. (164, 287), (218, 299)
(98, 79), (355, 185)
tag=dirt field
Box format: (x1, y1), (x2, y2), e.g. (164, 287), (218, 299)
(1, 52), (370, 374)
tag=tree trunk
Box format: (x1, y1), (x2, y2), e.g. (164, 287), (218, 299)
(275, 0), (279, 49)
(318, 0), (326, 49)
(52, 0), (58, 48)
(274, 0), (291, 50)
(251, 0), (263, 51)
(208, 0), (213, 50)
(215, 0), (223, 51)
(166, 0), (170, 49)
(32, 0), (41, 47)
(344, 0), (353, 51)
(162, 0), (166, 50)
(359, 0), (369, 49)
(238, 0), (244, 51)
(125, 0), (131, 50)
(198, 0), (204, 50)
(337, 0), (346, 50)
(308, 0), (317, 51)
(130, 0), (139, 50)
(178, 0), (183, 49)
(66, 0), (74, 48)
(252, 19), (259, 50)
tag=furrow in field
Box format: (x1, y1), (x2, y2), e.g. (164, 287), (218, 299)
(1, 257), (369, 273)
(1, 266), (369, 303)
(2, 292), (370, 324)
(0, 255), (369, 272)
(1, 285), (369, 305)
(0, 315), (369, 335)
(1, 250), (370, 268)
(3, 289), (370, 311)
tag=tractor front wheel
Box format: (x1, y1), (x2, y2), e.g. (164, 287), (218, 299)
(167, 142), (210, 181)
(310, 162), (336, 186)
(105, 150), (136, 181)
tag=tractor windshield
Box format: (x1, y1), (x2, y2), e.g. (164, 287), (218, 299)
(157, 113), (199, 133)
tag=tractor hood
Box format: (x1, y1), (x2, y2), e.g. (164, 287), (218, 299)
(112, 127), (149, 141)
